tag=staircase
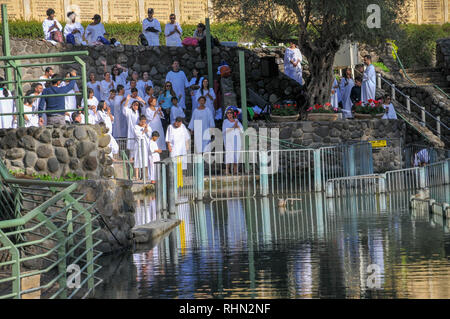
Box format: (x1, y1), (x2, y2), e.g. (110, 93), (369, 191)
(402, 67), (450, 95)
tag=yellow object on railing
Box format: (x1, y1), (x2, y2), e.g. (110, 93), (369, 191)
(177, 156), (183, 188)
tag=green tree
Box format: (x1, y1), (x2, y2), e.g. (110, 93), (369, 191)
(212, 0), (407, 107)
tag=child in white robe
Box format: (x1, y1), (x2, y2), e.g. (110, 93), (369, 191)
(170, 97), (185, 124)
(87, 73), (102, 101)
(100, 72), (116, 102)
(133, 115), (152, 180)
(189, 69), (203, 111)
(195, 78), (216, 116)
(96, 101), (119, 158)
(381, 95), (397, 120)
(81, 88), (99, 125)
(23, 94), (39, 127)
(188, 96), (215, 154)
(149, 131), (162, 183)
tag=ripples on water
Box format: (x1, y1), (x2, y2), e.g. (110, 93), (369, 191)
(95, 186), (450, 299)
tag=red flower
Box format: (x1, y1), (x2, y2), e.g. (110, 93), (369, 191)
(356, 101), (363, 106)
(287, 104), (292, 107)
(307, 107), (313, 112)
(325, 102), (331, 107)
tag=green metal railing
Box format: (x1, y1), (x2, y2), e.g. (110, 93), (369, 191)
(0, 160), (102, 299)
(0, 4), (89, 127)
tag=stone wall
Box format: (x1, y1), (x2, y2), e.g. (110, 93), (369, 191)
(0, 37), (304, 108)
(249, 119), (406, 173)
(0, 124), (114, 179)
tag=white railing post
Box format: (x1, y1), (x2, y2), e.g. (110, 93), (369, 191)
(406, 95), (411, 113)
(421, 107), (426, 127)
(437, 116), (441, 140)
(419, 166), (427, 189)
(444, 160), (450, 185)
(314, 149), (322, 192)
(260, 151), (269, 196)
(391, 84), (396, 101)
(377, 73), (382, 89)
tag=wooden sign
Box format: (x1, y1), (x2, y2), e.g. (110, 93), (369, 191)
(30, 0), (65, 21)
(108, 0), (139, 23)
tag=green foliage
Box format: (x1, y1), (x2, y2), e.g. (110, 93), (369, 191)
(373, 61), (390, 72)
(255, 19), (298, 45)
(1, 20), (247, 45)
(353, 100), (385, 115)
(9, 168), (85, 182)
(396, 24), (450, 68)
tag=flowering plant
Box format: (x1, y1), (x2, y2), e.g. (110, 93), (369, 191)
(353, 99), (385, 115)
(307, 102), (340, 114)
(271, 102), (298, 116)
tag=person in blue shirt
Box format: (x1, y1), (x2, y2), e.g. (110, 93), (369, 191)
(39, 69), (78, 126)
(157, 81), (176, 131)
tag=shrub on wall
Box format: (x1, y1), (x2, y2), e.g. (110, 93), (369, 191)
(0, 20), (248, 45)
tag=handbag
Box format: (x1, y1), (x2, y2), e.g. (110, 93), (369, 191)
(51, 30), (63, 43)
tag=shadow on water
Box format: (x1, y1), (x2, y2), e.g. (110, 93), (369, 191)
(94, 187), (450, 299)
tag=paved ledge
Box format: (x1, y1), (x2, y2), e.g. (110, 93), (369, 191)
(132, 219), (181, 243)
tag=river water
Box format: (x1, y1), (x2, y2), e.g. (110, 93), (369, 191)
(94, 187), (450, 299)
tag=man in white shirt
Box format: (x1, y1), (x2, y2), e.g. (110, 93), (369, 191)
(142, 8), (161, 46)
(39, 67), (54, 88)
(362, 55), (376, 103)
(85, 14), (108, 45)
(164, 14), (183, 47)
(64, 11), (86, 45)
(166, 117), (190, 169)
(165, 60), (190, 110)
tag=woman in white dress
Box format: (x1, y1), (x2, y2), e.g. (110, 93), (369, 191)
(122, 95), (143, 160)
(330, 77), (340, 109)
(23, 93), (39, 127)
(96, 101), (119, 157)
(381, 95), (398, 120)
(64, 11), (85, 45)
(100, 71), (115, 102)
(42, 8), (63, 42)
(81, 88), (99, 125)
(87, 72), (101, 101)
(188, 96), (215, 154)
(340, 68), (355, 119)
(164, 14), (183, 47)
(188, 68), (203, 111)
(137, 72), (153, 99)
(0, 77), (14, 129)
(284, 42), (303, 85)
(222, 107), (243, 175)
(144, 96), (166, 150)
(195, 78), (216, 116)
(108, 63), (128, 89)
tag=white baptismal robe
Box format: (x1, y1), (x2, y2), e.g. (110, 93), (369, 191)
(188, 107), (215, 154)
(87, 81), (101, 101)
(362, 64), (376, 103)
(284, 47), (303, 85)
(222, 119), (243, 164)
(0, 89), (14, 129)
(133, 125), (152, 168)
(166, 123), (190, 169)
(142, 18), (161, 46)
(195, 88), (216, 116)
(164, 23), (183, 47)
(64, 22), (85, 45)
(340, 78), (355, 118)
(122, 107), (140, 151)
(42, 19), (63, 40)
(96, 110), (119, 156)
(331, 78), (339, 108)
(166, 71), (189, 110)
(382, 103), (398, 119)
(112, 95), (128, 138)
(100, 80), (115, 101)
(144, 107), (166, 150)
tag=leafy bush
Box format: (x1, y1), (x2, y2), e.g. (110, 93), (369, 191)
(1, 20), (248, 45)
(396, 24), (450, 68)
(373, 61), (390, 72)
(255, 20), (298, 45)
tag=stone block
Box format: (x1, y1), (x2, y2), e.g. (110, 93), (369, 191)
(55, 147), (70, 164)
(47, 157), (60, 173)
(6, 148), (25, 160)
(77, 141), (95, 158)
(36, 145), (53, 158)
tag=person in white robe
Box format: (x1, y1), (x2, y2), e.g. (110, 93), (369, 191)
(42, 9), (63, 41)
(188, 96), (215, 154)
(96, 101), (119, 157)
(125, 80), (139, 97)
(80, 88), (99, 125)
(85, 14), (107, 45)
(362, 55), (376, 103)
(195, 78), (216, 117)
(222, 107), (244, 174)
(340, 68), (355, 119)
(133, 115), (153, 180)
(164, 14), (183, 47)
(39, 67), (54, 88)
(144, 96), (166, 150)
(330, 77), (339, 109)
(284, 42), (303, 85)
(165, 61), (190, 110)
(31, 84), (44, 125)
(100, 72), (115, 102)
(123, 95), (144, 158)
(0, 80), (14, 129)
(166, 117), (190, 170)
(170, 97), (186, 124)
(60, 73), (80, 123)
(87, 72), (101, 101)
(149, 131), (162, 182)
(112, 85), (128, 138)
(143, 86), (155, 105)
(22, 93), (39, 127)
(142, 8), (161, 46)
(381, 95), (398, 120)
(137, 72), (153, 99)
(64, 12), (86, 45)
(109, 63), (128, 88)
(188, 69), (203, 111)
(105, 89), (116, 110)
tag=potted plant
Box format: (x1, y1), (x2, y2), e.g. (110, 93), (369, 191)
(270, 101), (299, 122)
(353, 99), (385, 119)
(306, 102), (340, 121)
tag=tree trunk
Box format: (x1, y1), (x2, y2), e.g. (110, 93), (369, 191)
(304, 50), (339, 107)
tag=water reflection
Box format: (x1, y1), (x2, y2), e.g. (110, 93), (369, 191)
(95, 188), (450, 299)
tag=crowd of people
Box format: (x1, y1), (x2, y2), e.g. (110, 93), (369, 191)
(42, 7), (208, 48)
